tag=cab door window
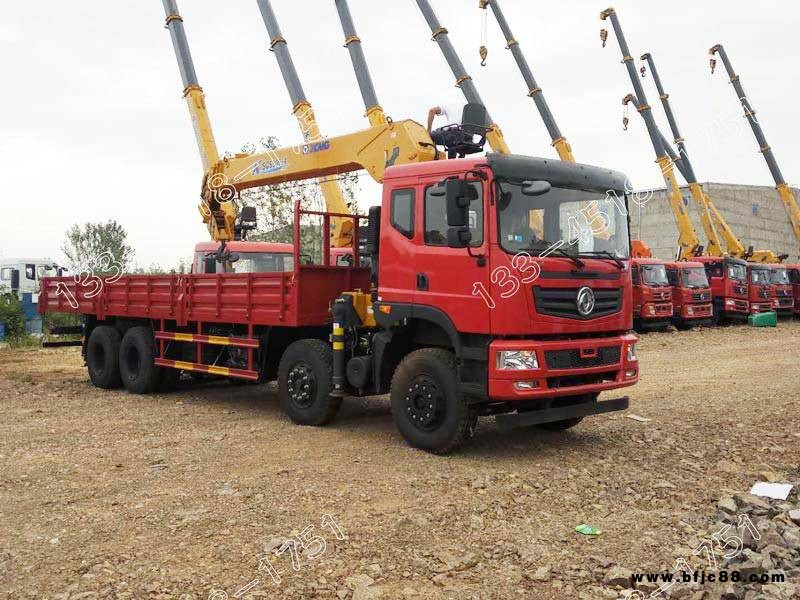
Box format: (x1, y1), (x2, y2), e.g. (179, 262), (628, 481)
(424, 181), (483, 247)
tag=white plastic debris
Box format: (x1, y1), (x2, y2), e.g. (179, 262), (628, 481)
(749, 482), (793, 500)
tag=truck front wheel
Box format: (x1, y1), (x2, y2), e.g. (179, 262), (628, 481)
(278, 339), (341, 426)
(86, 326), (122, 389)
(119, 326), (159, 394)
(390, 348), (476, 455)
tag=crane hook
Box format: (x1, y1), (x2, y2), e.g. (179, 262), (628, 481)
(709, 58), (717, 74)
(600, 29), (608, 48)
(623, 116), (629, 131)
(480, 45), (488, 67)
(640, 65), (647, 78)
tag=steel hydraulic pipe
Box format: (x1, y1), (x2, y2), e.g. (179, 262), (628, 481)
(415, 0), (510, 154)
(334, 0), (387, 127)
(479, 0), (573, 162)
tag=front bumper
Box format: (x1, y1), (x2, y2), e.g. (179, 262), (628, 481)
(722, 297), (749, 315)
(679, 302), (713, 320)
(488, 335), (639, 401)
(750, 301), (774, 315)
(638, 302), (673, 319)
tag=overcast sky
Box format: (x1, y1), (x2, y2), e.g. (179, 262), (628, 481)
(1, 1), (797, 267)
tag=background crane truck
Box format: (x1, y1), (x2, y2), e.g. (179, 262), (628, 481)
(768, 265), (795, 318)
(38, 1), (640, 454)
(630, 258), (673, 331)
(693, 256), (750, 324)
(664, 261), (713, 328)
(788, 264), (800, 317)
(747, 263), (775, 316)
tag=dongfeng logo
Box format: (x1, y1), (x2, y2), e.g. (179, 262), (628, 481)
(576, 287), (596, 316)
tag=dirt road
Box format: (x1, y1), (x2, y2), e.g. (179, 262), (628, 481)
(1, 323), (798, 599)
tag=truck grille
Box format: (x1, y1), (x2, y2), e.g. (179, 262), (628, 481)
(692, 292), (710, 301)
(545, 346), (621, 370)
(734, 285), (747, 295)
(532, 287), (622, 320)
(758, 289), (770, 299)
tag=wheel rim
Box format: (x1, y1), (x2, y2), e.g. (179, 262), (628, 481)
(287, 362), (316, 408)
(125, 346), (141, 379)
(404, 376), (445, 432)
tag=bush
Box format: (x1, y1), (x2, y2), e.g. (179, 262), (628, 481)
(0, 293), (25, 341)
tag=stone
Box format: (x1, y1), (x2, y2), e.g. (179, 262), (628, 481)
(344, 575), (374, 590)
(788, 509), (800, 526)
(717, 496), (738, 514)
(531, 566), (551, 582)
(603, 566), (632, 588)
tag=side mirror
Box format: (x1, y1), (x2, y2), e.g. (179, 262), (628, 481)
(521, 180), (551, 196)
(447, 228), (472, 248)
(445, 179), (477, 227)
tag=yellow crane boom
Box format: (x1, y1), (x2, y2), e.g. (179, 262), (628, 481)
(600, 8), (703, 260)
(640, 52), (783, 264)
(162, 0), (437, 244)
(710, 44), (799, 260)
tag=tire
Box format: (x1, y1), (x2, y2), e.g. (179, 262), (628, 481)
(119, 326), (160, 394)
(86, 326), (122, 389)
(536, 393), (597, 431)
(278, 339), (341, 426)
(390, 348), (476, 455)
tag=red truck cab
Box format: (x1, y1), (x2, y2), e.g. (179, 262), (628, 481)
(747, 263), (774, 315)
(788, 264), (800, 317)
(768, 264), (795, 318)
(631, 258), (673, 331)
(192, 241), (295, 274)
(693, 257), (749, 323)
(665, 261), (713, 328)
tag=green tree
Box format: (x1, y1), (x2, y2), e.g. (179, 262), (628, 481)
(0, 292), (24, 341)
(61, 220), (134, 274)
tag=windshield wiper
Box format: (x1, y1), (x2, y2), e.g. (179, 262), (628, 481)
(544, 246), (585, 269)
(581, 251), (625, 270)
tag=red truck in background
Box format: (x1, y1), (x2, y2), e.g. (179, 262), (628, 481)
(665, 261), (713, 328)
(747, 263), (775, 315)
(694, 257), (749, 324)
(788, 264), (800, 317)
(40, 154), (640, 454)
(631, 258), (673, 331)
(768, 264), (795, 318)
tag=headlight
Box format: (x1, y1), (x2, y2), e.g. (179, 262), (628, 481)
(626, 343), (637, 362)
(687, 306), (694, 316)
(725, 299), (735, 306)
(496, 350), (539, 370)
(647, 305), (656, 315)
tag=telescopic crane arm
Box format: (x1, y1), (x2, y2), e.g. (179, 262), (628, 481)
(478, 0), (574, 162)
(334, 0), (388, 128)
(254, 0), (352, 246)
(710, 44), (800, 257)
(162, 0), (437, 243)
(600, 8), (703, 261)
(640, 52), (782, 263)
(414, 0), (511, 155)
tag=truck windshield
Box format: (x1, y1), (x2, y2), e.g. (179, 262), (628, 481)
(228, 252), (294, 273)
(726, 262), (747, 281)
(641, 265), (669, 286)
(681, 267), (709, 288)
(769, 268), (790, 285)
(750, 268), (770, 285)
(497, 183), (629, 260)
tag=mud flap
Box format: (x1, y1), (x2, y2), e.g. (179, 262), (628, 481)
(495, 396), (629, 431)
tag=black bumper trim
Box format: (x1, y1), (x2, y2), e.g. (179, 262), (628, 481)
(495, 396), (629, 430)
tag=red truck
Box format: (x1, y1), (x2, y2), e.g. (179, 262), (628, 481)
(747, 263), (775, 315)
(664, 261), (713, 328)
(40, 154), (639, 454)
(768, 264), (795, 318)
(789, 264), (800, 317)
(693, 257), (749, 324)
(631, 258), (673, 331)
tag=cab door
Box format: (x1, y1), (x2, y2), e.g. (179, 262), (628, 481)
(412, 176), (491, 335)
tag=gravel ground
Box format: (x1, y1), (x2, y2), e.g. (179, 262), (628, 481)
(1, 322), (799, 599)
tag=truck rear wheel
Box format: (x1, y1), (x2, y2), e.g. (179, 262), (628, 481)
(278, 339), (341, 426)
(390, 348), (476, 455)
(86, 326), (122, 389)
(119, 326), (159, 394)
